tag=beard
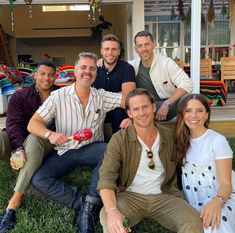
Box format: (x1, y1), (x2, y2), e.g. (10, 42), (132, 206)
(104, 57), (118, 66)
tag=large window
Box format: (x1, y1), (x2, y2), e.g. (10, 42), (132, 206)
(144, 0), (230, 64)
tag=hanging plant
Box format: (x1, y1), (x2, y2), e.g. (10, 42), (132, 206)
(201, 1), (206, 29)
(207, 0), (215, 26)
(221, 1), (227, 17)
(90, 15), (112, 41)
(177, 0), (185, 21)
(170, 5), (177, 20)
(184, 6), (191, 24)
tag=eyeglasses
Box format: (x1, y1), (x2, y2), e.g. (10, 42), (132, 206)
(146, 150), (155, 170)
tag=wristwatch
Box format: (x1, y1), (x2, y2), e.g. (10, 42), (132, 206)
(164, 99), (171, 107)
(44, 131), (52, 139)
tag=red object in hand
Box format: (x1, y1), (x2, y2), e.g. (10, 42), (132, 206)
(68, 129), (93, 142)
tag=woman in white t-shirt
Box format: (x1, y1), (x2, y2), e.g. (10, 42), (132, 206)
(174, 93), (235, 233)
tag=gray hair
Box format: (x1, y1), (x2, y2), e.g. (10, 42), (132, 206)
(75, 52), (98, 67)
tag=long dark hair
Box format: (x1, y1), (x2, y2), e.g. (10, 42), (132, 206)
(174, 94), (211, 166)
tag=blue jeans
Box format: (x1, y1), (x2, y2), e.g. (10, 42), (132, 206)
(105, 108), (127, 134)
(31, 142), (107, 211)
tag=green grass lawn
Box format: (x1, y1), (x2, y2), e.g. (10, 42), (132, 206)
(0, 138), (235, 233)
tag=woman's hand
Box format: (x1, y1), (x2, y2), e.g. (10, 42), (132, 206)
(119, 118), (132, 129)
(200, 198), (222, 230)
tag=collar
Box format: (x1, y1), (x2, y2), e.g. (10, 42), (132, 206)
(102, 59), (120, 74)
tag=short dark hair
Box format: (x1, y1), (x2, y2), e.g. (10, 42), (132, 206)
(125, 88), (155, 110)
(101, 34), (121, 48)
(37, 60), (56, 71)
(75, 52), (98, 67)
(134, 30), (154, 45)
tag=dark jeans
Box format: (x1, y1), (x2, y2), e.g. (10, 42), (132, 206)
(31, 142), (107, 211)
(105, 108), (127, 133)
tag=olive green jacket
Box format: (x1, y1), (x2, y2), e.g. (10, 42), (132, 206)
(97, 124), (182, 198)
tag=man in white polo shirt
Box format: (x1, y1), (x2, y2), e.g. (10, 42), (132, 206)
(27, 52), (125, 233)
(98, 88), (203, 233)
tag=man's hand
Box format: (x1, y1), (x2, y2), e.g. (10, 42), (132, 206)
(48, 132), (69, 145)
(10, 149), (26, 170)
(107, 209), (127, 233)
(119, 118), (132, 129)
(156, 101), (169, 121)
(97, 58), (104, 67)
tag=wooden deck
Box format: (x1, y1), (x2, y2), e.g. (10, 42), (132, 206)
(0, 93), (235, 137)
(209, 92), (235, 137)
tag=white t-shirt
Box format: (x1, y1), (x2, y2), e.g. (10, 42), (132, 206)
(186, 129), (233, 165)
(126, 133), (165, 195)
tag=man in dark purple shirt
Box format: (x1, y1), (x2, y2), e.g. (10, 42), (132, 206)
(0, 60), (57, 233)
(93, 34), (136, 134)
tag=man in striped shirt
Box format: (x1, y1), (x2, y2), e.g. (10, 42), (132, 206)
(27, 52), (125, 233)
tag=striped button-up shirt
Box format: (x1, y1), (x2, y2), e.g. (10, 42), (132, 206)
(36, 83), (122, 155)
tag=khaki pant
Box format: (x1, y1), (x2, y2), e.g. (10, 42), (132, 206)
(0, 131), (11, 162)
(100, 191), (203, 233)
(0, 132), (53, 193)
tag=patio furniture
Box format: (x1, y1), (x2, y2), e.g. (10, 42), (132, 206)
(200, 79), (227, 106)
(221, 57), (235, 91)
(200, 58), (212, 78)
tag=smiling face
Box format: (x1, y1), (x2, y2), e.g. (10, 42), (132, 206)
(34, 64), (56, 91)
(127, 94), (156, 129)
(183, 99), (209, 133)
(74, 57), (97, 88)
(101, 40), (120, 66)
(135, 36), (155, 64)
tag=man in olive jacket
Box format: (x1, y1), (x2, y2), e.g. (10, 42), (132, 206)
(97, 88), (203, 233)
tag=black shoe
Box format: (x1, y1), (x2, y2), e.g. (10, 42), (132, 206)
(75, 196), (102, 233)
(0, 209), (16, 233)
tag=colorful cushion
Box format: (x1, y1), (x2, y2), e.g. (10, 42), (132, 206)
(0, 71), (15, 98)
(56, 65), (75, 82)
(200, 80), (227, 106)
(0, 65), (22, 84)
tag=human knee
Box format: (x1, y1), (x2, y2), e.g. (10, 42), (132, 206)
(100, 207), (109, 233)
(31, 171), (48, 191)
(24, 134), (46, 153)
(0, 131), (11, 162)
(179, 209), (203, 233)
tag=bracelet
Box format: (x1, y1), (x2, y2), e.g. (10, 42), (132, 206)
(106, 207), (117, 214)
(213, 195), (225, 208)
(164, 99), (171, 107)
